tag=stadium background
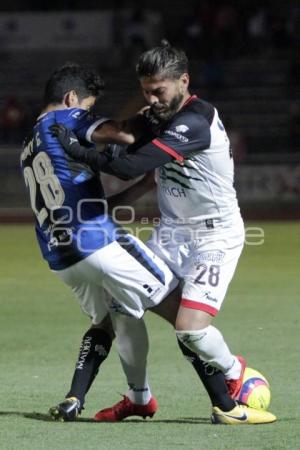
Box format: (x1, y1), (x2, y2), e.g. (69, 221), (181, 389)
(0, 2), (299, 450)
(0, 0), (299, 221)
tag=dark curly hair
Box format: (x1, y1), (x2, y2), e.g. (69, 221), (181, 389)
(43, 62), (105, 106)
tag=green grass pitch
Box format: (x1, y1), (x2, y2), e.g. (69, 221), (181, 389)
(0, 222), (299, 450)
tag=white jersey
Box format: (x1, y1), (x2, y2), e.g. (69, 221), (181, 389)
(150, 96), (241, 229)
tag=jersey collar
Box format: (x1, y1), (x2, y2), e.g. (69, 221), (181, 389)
(182, 95), (198, 107)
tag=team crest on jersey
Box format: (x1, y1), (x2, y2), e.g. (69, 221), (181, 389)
(175, 124), (189, 133)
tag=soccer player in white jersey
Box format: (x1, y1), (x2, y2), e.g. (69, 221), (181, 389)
(53, 42), (276, 424)
(23, 62), (251, 425)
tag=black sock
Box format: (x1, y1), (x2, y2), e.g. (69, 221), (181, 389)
(66, 328), (112, 409)
(177, 338), (235, 411)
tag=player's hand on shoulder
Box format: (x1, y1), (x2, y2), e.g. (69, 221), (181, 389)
(49, 123), (81, 155)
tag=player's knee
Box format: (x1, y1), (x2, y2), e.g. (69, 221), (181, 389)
(175, 327), (211, 358)
(91, 314), (115, 340)
(175, 307), (212, 331)
(175, 315), (187, 331)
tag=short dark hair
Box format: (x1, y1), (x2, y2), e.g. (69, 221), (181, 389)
(136, 40), (188, 80)
(43, 62), (105, 106)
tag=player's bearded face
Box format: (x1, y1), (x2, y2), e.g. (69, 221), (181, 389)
(151, 91), (184, 121)
(141, 76), (186, 122)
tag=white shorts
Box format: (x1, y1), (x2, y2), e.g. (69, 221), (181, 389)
(146, 217), (245, 316)
(54, 234), (178, 324)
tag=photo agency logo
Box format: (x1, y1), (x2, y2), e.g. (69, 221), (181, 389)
(47, 200), (265, 249)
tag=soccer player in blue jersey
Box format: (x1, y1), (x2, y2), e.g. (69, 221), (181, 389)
(52, 42), (276, 425)
(21, 63), (178, 420)
(22, 63), (239, 424)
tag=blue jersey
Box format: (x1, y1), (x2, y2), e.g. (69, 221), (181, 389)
(20, 108), (119, 270)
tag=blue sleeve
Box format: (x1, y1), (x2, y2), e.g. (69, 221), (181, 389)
(56, 109), (110, 145)
(156, 111), (211, 157)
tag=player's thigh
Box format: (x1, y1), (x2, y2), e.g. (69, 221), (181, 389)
(150, 286), (181, 326)
(95, 236), (179, 319)
(53, 265), (109, 325)
(180, 241), (244, 322)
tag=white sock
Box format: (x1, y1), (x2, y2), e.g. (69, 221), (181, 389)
(224, 356), (242, 380)
(176, 325), (236, 375)
(111, 313), (152, 405)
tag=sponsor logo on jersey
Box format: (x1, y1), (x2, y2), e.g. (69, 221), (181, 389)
(165, 129), (189, 143)
(161, 185), (187, 197)
(195, 250), (225, 264)
(175, 124), (189, 133)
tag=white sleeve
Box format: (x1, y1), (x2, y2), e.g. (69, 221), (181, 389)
(85, 117), (110, 143)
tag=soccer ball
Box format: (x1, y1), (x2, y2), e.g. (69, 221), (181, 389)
(238, 367), (271, 410)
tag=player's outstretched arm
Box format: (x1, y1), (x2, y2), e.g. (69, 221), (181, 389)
(91, 109), (150, 145)
(50, 124), (113, 170)
(91, 120), (136, 145)
(101, 142), (174, 179)
(50, 123), (174, 179)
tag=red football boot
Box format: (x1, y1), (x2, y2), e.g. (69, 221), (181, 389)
(94, 395), (158, 422)
(226, 355), (247, 399)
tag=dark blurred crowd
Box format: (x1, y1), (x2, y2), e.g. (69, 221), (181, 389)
(2, 1), (299, 63)
(0, 97), (28, 145)
(105, 2), (300, 68)
(174, 1), (300, 60)
(0, 0), (299, 151)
